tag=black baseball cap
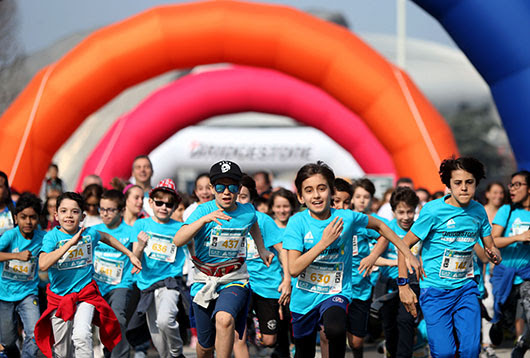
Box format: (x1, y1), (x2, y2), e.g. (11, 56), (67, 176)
(209, 160), (242, 183)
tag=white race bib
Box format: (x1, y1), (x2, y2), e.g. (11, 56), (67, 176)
(352, 235), (359, 256)
(94, 256), (124, 285)
(439, 249), (474, 279)
(297, 261), (343, 294)
(209, 227), (248, 259)
(511, 219), (530, 236)
(56, 239), (92, 270)
(246, 235), (260, 260)
(144, 233), (177, 263)
(2, 257), (37, 281)
(410, 241), (422, 256)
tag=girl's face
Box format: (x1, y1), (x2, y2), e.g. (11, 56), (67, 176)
(509, 174), (529, 204)
(298, 174), (332, 220)
(85, 195), (100, 216)
(485, 184), (504, 207)
(126, 187), (144, 216)
(352, 187), (371, 213)
(272, 196), (293, 225)
(195, 176), (213, 203)
(237, 186), (251, 204)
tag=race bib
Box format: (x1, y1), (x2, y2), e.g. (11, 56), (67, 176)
(439, 249), (474, 279)
(297, 261), (343, 294)
(56, 238), (92, 270)
(94, 256), (124, 285)
(410, 241), (422, 256)
(246, 235), (260, 260)
(2, 257), (37, 281)
(511, 219), (530, 236)
(144, 233), (177, 263)
(209, 227), (248, 259)
(352, 235), (359, 257)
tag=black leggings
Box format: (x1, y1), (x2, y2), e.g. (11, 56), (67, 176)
(294, 306), (347, 358)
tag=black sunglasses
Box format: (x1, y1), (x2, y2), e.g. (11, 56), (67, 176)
(154, 200), (175, 208)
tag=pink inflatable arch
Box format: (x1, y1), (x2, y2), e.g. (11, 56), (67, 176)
(76, 66), (396, 190)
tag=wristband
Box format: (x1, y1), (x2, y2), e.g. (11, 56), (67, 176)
(396, 277), (410, 286)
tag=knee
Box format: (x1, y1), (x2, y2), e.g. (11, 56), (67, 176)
(431, 346), (456, 358)
(323, 321), (346, 339)
(157, 314), (177, 332)
(215, 311), (234, 331)
(348, 335), (363, 350)
(261, 334), (277, 347)
(72, 323), (92, 347)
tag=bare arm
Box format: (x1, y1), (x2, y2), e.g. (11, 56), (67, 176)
(99, 231), (142, 273)
(273, 241), (291, 305)
(249, 222), (274, 267)
(481, 234), (502, 265)
(288, 217), (343, 277)
(173, 209), (231, 246)
(375, 257), (397, 267)
(397, 231), (422, 318)
(358, 236), (388, 276)
(491, 224), (530, 248)
(0, 251), (31, 262)
(39, 228), (85, 271)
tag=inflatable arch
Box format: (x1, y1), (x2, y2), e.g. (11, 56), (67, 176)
(76, 66), (396, 191)
(413, 0), (530, 170)
(0, 0), (457, 193)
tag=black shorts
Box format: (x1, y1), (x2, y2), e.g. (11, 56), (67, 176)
(250, 292), (280, 335)
(347, 298), (371, 337)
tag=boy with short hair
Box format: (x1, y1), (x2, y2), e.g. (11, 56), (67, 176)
(36, 192), (142, 358)
(0, 193), (46, 357)
(93, 189), (135, 358)
(173, 160), (274, 358)
(131, 179), (187, 358)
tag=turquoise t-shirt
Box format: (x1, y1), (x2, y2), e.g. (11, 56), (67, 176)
(410, 196), (490, 290)
(351, 227), (378, 301)
(283, 208), (368, 315)
(185, 200), (257, 297)
(41, 226), (100, 296)
(93, 221), (134, 296)
(246, 212), (283, 299)
(492, 204), (530, 284)
(0, 227), (45, 301)
(130, 217), (186, 291)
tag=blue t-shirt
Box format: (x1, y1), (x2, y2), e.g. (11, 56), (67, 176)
(131, 217), (186, 291)
(93, 221), (134, 296)
(0, 227), (45, 301)
(41, 226), (101, 296)
(246, 212), (283, 299)
(351, 226), (378, 301)
(283, 208), (368, 315)
(492, 204), (530, 284)
(186, 200), (258, 297)
(410, 196), (491, 290)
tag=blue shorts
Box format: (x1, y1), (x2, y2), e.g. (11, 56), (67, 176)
(290, 295), (348, 339)
(192, 285), (250, 348)
(420, 280), (480, 358)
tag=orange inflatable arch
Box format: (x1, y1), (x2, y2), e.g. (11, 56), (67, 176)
(0, 0), (457, 193)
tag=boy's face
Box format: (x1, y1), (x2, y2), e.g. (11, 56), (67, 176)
(211, 178), (240, 211)
(16, 207), (39, 238)
(332, 190), (352, 210)
(149, 192), (176, 223)
(99, 198), (122, 228)
(352, 187), (371, 213)
(298, 174), (332, 219)
(394, 202), (415, 231)
(55, 198), (84, 234)
(449, 169), (476, 207)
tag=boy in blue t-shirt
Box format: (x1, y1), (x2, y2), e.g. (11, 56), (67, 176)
(0, 193), (45, 357)
(131, 179), (187, 358)
(174, 160), (273, 358)
(37, 192), (142, 357)
(93, 189), (135, 358)
(397, 157), (501, 358)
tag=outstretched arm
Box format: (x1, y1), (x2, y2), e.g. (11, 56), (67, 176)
(173, 209), (232, 246)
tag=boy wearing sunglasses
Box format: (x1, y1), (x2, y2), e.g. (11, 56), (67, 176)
(131, 179), (187, 358)
(174, 160), (274, 358)
(92, 189), (134, 358)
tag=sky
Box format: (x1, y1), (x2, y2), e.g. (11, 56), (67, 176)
(14, 0), (456, 54)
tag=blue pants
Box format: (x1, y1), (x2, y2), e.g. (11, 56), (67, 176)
(0, 295), (40, 358)
(419, 280), (481, 358)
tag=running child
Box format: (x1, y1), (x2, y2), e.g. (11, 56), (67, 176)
(0, 193), (46, 357)
(282, 162), (421, 358)
(130, 179), (188, 358)
(173, 160), (274, 358)
(36, 192), (142, 358)
(93, 189), (135, 358)
(398, 157), (501, 358)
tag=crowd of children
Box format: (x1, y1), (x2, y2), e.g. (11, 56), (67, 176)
(0, 155), (529, 358)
